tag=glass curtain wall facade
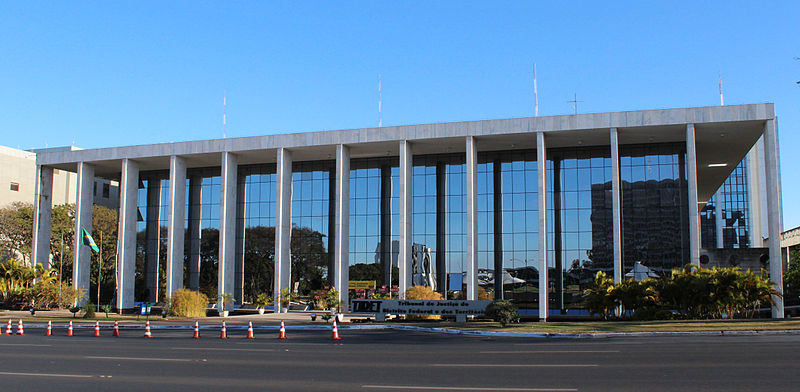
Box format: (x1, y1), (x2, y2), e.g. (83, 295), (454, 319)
(411, 154), (465, 298)
(546, 148), (612, 314)
(620, 143), (689, 276)
(291, 161), (334, 294)
(700, 159), (751, 249)
(497, 152), (540, 310)
(348, 158), (398, 296)
(238, 165), (277, 300)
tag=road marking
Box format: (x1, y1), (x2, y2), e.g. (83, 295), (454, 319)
(480, 350), (618, 354)
(172, 347), (275, 352)
(362, 386), (577, 391)
(0, 371), (97, 379)
(85, 356), (202, 362)
(0, 343), (53, 347)
(432, 364), (598, 368)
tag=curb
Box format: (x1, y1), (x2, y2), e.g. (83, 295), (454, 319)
(13, 323), (800, 338)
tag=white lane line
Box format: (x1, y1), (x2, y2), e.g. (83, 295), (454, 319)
(0, 371), (98, 379)
(433, 364), (597, 368)
(172, 347), (275, 352)
(85, 356), (203, 362)
(362, 386), (577, 391)
(480, 350), (618, 354)
(0, 343), (53, 347)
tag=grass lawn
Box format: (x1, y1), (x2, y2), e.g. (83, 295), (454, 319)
(454, 319), (800, 333)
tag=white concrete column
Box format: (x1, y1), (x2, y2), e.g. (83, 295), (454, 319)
(465, 137), (478, 300)
(166, 156), (187, 298)
(274, 148), (293, 307)
(187, 176), (202, 291)
(536, 132), (549, 320)
(116, 159), (139, 311)
(72, 162), (94, 305)
(144, 179), (162, 302)
(686, 124), (700, 265)
(398, 140), (413, 298)
(763, 118), (784, 318)
(219, 152), (238, 307)
(610, 128), (623, 284)
(333, 144), (350, 306)
(747, 141), (764, 247)
(32, 165), (54, 269)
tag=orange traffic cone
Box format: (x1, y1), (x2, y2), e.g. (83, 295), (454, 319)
(219, 321), (228, 339)
(246, 321), (255, 339)
(16, 320), (24, 336)
(192, 321), (200, 339)
(67, 321), (73, 337)
(5, 319), (11, 335)
(278, 321), (287, 339)
(143, 321), (152, 338)
(331, 320), (341, 340)
(45, 321), (52, 336)
(112, 321), (120, 337)
(93, 321), (101, 337)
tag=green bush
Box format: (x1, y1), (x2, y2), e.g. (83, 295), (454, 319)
(584, 265), (780, 320)
(101, 304), (113, 318)
(168, 289), (209, 318)
(254, 292), (272, 308)
(485, 300), (520, 327)
(82, 303), (96, 318)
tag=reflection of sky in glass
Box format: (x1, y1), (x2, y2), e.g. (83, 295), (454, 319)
(445, 163), (466, 277)
(477, 161), (493, 277)
(349, 166), (381, 265)
(240, 168), (276, 228)
(200, 176), (220, 230)
(621, 143), (688, 275)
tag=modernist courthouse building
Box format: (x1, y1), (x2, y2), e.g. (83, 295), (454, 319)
(30, 103), (785, 319)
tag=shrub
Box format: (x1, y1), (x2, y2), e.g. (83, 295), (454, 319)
(168, 289), (208, 318)
(405, 286), (443, 300)
(82, 303), (96, 318)
(69, 306), (80, 318)
(323, 287), (342, 311)
(404, 286), (443, 320)
(101, 304), (113, 318)
(254, 292), (272, 308)
(584, 271), (616, 319)
(485, 300), (519, 327)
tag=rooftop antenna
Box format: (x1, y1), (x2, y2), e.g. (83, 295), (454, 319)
(223, 91), (227, 138)
(718, 72), (724, 106)
(567, 93), (583, 115)
(533, 63), (539, 116)
(378, 74), (382, 128)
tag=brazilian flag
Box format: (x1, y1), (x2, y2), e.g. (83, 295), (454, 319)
(81, 228), (100, 253)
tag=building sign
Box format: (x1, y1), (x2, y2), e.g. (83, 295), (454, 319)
(349, 280), (377, 290)
(350, 299), (492, 318)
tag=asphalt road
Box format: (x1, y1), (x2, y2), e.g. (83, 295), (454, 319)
(0, 327), (798, 392)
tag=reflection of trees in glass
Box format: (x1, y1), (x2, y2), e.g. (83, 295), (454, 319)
(134, 224), (330, 302)
(243, 226), (274, 301)
(290, 225), (328, 294)
(199, 228), (219, 300)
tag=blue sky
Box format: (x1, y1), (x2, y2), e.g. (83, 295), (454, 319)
(1, 1), (799, 227)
